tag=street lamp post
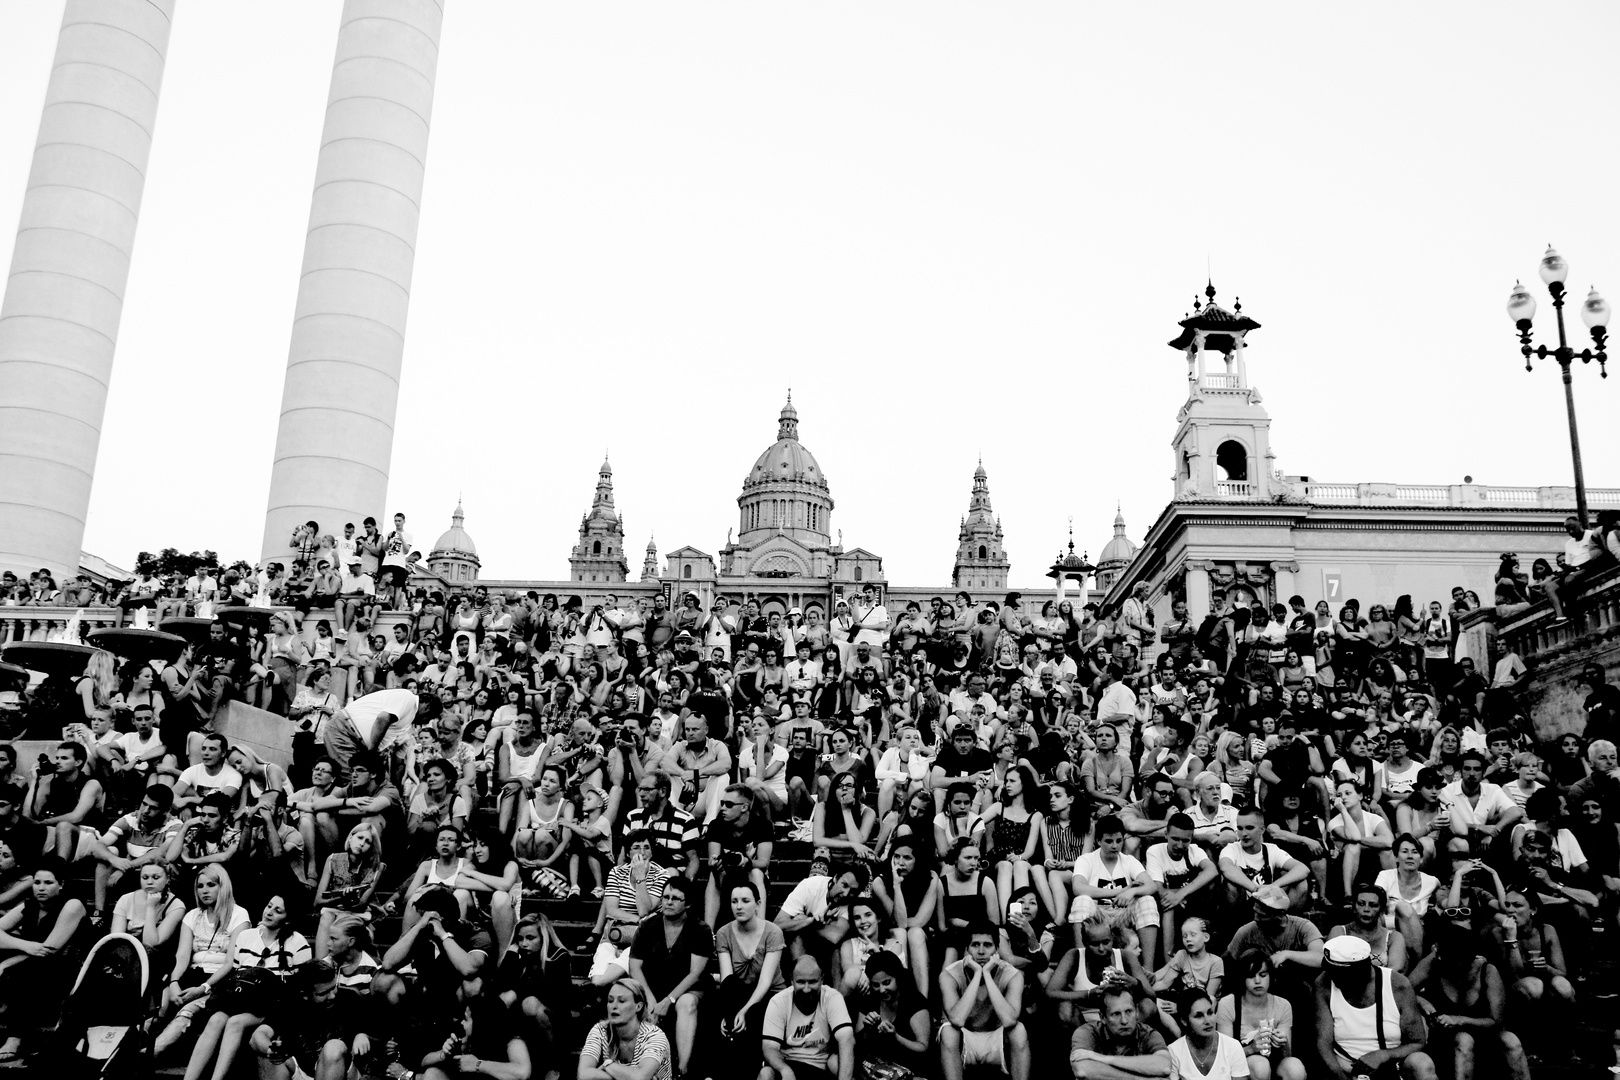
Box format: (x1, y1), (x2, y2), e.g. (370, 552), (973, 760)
(1506, 246), (1610, 528)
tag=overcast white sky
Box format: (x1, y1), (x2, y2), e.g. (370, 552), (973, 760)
(4, 2), (1619, 585)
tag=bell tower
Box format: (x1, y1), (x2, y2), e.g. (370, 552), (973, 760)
(952, 459), (1010, 590)
(1168, 284), (1276, 501)
(569, 456), (630, 583)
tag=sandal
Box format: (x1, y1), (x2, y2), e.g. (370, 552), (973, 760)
(567, 885), (581, 899)
(0, 1037), (21, 1064)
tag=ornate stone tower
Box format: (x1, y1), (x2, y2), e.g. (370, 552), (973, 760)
(1169, 284), (1276, 501)
(641, 536), (659, 581)
(427, 500), (479, 583)
(570, 457), (629, 583)
(952, 460), (1010, 591)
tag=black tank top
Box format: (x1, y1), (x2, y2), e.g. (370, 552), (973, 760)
(942, 872), (984, 926)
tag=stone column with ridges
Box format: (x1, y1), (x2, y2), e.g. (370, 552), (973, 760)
(0, 0), (175, 579)
(261, 0), (442, 561)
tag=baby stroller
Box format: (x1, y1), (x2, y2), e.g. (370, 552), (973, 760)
(45, 932), (152, 1079)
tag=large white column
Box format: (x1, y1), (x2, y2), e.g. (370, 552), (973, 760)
(0, 0), (175, 580)
(261, 0), (443, 561)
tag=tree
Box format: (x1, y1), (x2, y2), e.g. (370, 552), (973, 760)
(132, 549), (222, 580)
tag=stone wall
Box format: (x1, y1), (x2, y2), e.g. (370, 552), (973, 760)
(1500, 563), (1620, 742)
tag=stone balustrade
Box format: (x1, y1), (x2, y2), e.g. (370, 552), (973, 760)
(1493, 562), (1620, 742)
(1292, 480), (1620, 510)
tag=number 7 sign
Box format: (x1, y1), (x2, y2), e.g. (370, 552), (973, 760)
(1323, 571), (1343, 603)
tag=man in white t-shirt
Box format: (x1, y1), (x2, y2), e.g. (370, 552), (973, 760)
(1440, 750), (1522, 859)
(1145, 813), (1221, 956)
(1218, 805), (1309, 912)
(1071, 814), (1159, 968)
(172, 732), (243, 815)
(112, 703), (166, 779)
(762, 956), (856, 1080)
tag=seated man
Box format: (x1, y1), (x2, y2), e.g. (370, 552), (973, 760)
(1070, 813), (1159, 968)
(762, 955), (855, 1080)
(1144, 812), (1221, 959)
(1069, 985), (1173, 1080)
(628, 877), (711, 1080)
(92, 783), (184, 914)
(1314, 935), (1435, 1080)
(1440, 750), (1522, 860)
(940, 920), (1030, 1080)
(704, 783), (773, 926)
(774, 862), (868, 973)
(25, 740), (104, 860)
(1224, 884), (1324, 1017)
(1219, 804), (1310, 913)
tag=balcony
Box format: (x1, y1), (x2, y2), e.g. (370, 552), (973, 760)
(1200, 373), (1242, 390)
(1214, 480), (1253, 497)
(1293, 480), (1620, 510)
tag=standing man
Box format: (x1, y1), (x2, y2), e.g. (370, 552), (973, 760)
(846, 584), (890, 664)
(940, 920), (1031, 1080)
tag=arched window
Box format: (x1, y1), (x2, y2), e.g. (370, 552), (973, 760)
(1215, 440), (1248, 482)
(978, 544), (987, 560)
(683, 565), (692, 579)
(593, 540), (602, 555)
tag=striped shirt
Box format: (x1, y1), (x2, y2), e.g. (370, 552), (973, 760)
(233, 927), (313, 971)
(623, 803), (699, 867)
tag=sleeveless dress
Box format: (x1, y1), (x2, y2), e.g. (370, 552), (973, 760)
(1071, 946), (1126, 1024)
(990, 811), (1034, 865)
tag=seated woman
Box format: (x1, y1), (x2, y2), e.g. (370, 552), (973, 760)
(713, 880), (785, 1076)
(1215, 950), (1306, 1080)
(813, 770), (878, 861)
(1373, 834), (1439, 958)
(839, 897), (907, 996)
(312, 821), (385, 958)
(579, 978), (670, 1080)
(1047, 913), (1155, 1028)
(495, 914), (573, 1080)
(852, 950), (931, 1077)
(869, 836), (939, 997)
(112, 860), (188, 1001)
(1498, 885), (1578, 1027)
(181, 892), (313, 1080)
(154, 864), (252, 1058)
(1327, 883), (1408, 973)
(0, 856), (89, 1063)
(1327, 778), (1394, 903)
(455, 831), (521, 961)
(1408, 921), (1531, 1080)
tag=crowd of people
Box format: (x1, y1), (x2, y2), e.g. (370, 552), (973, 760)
(2, 510), (1620, 1080)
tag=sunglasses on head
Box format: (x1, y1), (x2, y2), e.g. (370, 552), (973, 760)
(1439, 906), (1472, 918)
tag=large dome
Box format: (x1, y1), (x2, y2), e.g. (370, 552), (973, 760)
(432, 500), (477, 556)
(1097, 507), (1137, 568)
(745, 393), (829, 491)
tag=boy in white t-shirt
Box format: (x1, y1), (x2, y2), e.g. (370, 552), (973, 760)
(1071, 813), (1159, 969)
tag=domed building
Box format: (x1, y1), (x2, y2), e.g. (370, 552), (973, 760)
(427, 500), (480, 583)
(1094, 506), (1138, 594)
(413, 395), (1016, 621)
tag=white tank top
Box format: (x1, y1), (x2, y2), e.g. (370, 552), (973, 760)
(427, 858), (464, 888)
(1072, 947), (1124, 1024)
(506, 737), (544, 781)
(1330, 966), (1402, 1066)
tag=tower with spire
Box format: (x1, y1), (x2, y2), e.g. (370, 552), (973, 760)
(427, 499), (480, 583)
(952, 459), (1010, 590)
(1169, 282), (1275, 500)
(570, 456), (630, 583)
(641, 536), (659, 581)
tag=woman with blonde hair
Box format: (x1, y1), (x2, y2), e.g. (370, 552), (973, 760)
(154, 864), (251, 1056)
(579, 977), (670, 1080)
(75, 648), (119, 726)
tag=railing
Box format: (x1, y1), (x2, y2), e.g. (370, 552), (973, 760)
(1200, 373), (1241, 389)
(0, 604), (413, 654)
(1293, 481), (1620, 510)
(1214, 480), (1253, 497)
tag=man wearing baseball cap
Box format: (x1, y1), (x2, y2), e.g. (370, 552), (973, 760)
(1223, 883), (1323, 1014)
(1314, 935), (1435, 1080)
